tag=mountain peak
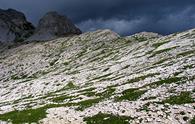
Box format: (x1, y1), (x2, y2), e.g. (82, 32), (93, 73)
(0, 9), (35, 43)
(0, 9), (82, 43)
(27, 11), (82, 41)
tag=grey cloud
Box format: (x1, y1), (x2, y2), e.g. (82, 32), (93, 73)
(78, 18), (146, 35)
(1, 0), (195, 35)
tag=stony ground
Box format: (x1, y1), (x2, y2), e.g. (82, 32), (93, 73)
(0, 29), (194, 124)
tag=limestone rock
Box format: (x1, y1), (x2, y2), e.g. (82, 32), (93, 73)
(126, 31), (162, 41)
(27, 12), (81, 41)
(0, 9), (35, 43)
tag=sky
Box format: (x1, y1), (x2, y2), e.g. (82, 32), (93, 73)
(1, 0), (195, 36)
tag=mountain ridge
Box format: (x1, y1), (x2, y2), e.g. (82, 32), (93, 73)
(0, 9), (35, 43)
(0, 9), (81, 43)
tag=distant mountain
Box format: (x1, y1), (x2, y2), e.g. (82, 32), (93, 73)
(0, 9), (35, 43)
(27, 11), (82, 42)
(0, 28), (194, 124)
(0, 9), (81, 43)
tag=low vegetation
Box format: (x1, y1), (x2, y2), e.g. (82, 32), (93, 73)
(52, 95), (73, 103)
(75, 98), (102, 111)
(162, 91), (194, 105)
(191, 116), (195, 124)
(76, 87), (116, 110)
(152, 40), (170, 48)
(0, 107), (47, 124)
(84, 113), (132, 124)
(147, 77), (185, 88)
(133, 36), (147, 42)
(116, 88), (146, 101)
(150, 47), (177, 57)
(124, 73), (160, 85)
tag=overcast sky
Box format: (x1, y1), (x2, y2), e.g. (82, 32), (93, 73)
(1, 0), (195, 36)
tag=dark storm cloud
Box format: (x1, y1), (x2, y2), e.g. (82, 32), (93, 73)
(1, 0), (195, 35)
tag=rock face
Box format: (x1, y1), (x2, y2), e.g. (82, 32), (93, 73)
(27, 12), (82, 41)
(0, 9), (81, 43)
(0, 9), (35, 43)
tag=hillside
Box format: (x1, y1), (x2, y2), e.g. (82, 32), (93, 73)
(0, 29), (194, 124)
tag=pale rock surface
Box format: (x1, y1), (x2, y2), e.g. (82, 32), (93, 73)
(0, 29), (195, 124)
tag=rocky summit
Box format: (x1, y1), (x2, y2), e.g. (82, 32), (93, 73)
(27, 12), (82, 41)
(0, 9), (81, 43)
(0, 9), (35, 43)
(0, 28), (195, 124)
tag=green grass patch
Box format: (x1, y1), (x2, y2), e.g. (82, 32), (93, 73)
(124, 73), (160, 85)
(176, 50), (195, 57)
(13, 95), (33, 104)
(75, 98), (102, 111)
(92, 73), (112, 81)
(95, 87), (116, 98)
(66, 70), (80, 75)
(140, 103), (150, 112)
(0, 98), (110, 124)
(152, 40), (170, 48)
(88, 87), (115, 98)
(54, 81), (77, 93)
(121, 65), (131, 70)
(81, 91), (96, 97)
(182, 64), (194, 69)
(66, 81), (77, 89)
(0, 96), (106, 124)
(84, 113), (132, 124)
(28, 68), (54, 79)
(143, 96), (157, 101)
(180, 33), (190, 39)
(116, 88), (146, 101)
(0, 103), (81, 124)
(77, 87), (96, 93)
(49, 59), (58, 66)
(87, 50), (114, 63)
(50, 81), (78, 97)
(66, 87), (116, 111)
(103, 68), (109, 72)
(52, 95), (73, 103)
(153, 58), (169, 65)
(147, 77), (184, 88)
(63, 61), (70, 66)
(0, 107), (47, 124)
(76, 87), (115, 110)
(162, 91), (194, 105)
(76, 49), (87, 58)
(191, 116), (195, 124)
(150, 47), (177, 58)
(11, 74), (28, 80)
(133, 36), (147, 42)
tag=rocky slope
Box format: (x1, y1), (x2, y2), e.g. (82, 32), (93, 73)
(0, 29), (194, 124)
(27, 12), (82, 42)
(0, 9), (35, 43)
